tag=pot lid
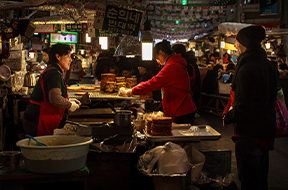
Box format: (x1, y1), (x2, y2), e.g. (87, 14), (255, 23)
(0, 65), (11, 82)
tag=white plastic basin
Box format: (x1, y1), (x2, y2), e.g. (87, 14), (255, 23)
(16, 135), (93, 174)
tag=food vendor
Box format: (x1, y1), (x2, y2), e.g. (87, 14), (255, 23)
(120, 41), (197, 124)
(23, 43), (80, 136)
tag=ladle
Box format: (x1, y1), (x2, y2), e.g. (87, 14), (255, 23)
(25, 134), (47, 146)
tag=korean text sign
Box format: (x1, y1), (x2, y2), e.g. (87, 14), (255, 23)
(102, 5), (143, 36)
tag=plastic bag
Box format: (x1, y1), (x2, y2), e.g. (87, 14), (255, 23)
(118, 87), (132, 97)
(137, 142), (189, 175)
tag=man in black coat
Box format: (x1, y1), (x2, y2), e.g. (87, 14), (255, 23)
(223, 25), (278, 190)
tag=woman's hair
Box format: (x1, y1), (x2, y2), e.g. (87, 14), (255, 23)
(42, 47), (50, 54)
(153, 40), (173, 59)
(48, 44), (71, 65)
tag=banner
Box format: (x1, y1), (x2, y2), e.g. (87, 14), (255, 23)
(101, 5), (143, 36)
(260, 0), (278, 15)
(254, 23), (280, 31)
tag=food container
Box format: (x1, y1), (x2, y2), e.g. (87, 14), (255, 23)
(16, 135), (93, 174)
(133, 119), (145, 133)
(0, 151), (24, 173)
(114, 110), (132, 127)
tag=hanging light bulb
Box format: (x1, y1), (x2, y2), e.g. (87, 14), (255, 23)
(99, 37), (108, 50)
(221, 41), (225, 48)
(141, 18), (153, 61)
(227, 49), (231, 54)
(265, 42), (270, 49)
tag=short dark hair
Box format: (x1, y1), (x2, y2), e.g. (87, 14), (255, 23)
(122, 64), (132, 71)
(171, 44), (186, 58)
(42, 47), (50, 54)
(48, 44), (71, 65)
(110, 66), (119, 75)
(153, 40), (173, 59)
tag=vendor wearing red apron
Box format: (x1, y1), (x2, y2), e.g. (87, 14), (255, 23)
(121, 40), (197, 124)
(23, 43), (80, 136)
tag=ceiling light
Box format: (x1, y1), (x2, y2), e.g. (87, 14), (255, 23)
(141, 17), (153, 61)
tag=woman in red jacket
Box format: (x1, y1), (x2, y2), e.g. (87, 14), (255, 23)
(123, 41), (197, 124)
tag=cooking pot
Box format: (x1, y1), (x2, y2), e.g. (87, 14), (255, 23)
(114, 110), (132, 127)
(24, 72), (36, 87)
(0, 151), (24, 173)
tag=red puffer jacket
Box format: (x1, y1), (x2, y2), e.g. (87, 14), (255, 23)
(132, 54), (197, 121)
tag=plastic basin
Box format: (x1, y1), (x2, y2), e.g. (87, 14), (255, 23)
(16, 135), (93, 174)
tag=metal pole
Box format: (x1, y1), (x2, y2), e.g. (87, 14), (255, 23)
(282, 0), (288, 63)
(236, 0), (241, 23)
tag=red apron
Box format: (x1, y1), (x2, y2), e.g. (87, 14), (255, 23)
(29, 67), (69, 136)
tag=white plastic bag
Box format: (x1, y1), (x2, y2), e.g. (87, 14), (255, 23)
(138, 142), (189, 175)
(158, 142), (189, 174)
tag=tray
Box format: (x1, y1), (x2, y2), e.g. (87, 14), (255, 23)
(68, 91), (140, 100)
(145, 125), (221, 142)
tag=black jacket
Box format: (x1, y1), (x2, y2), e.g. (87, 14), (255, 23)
(224, 47), (278, 140)
(186, 57), (201, 103)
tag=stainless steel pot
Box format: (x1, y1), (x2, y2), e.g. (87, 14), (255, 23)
(114, 110), (132, 127)
(0, 151), (24, 173)
(24, 72), (36, 87)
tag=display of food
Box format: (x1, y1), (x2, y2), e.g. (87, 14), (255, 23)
(116, 76), (126, 83)
(67, 86), (82, 90)
(105, 82), (116, 93)
(126, 77), (137, 88)
(115, 82), (126, 91)
(146, 118), (153, 135)
(81, 86), (98, 90)
(101, 73), (116, 91)
(67, 86), (99, 90)
(140, 92), (153, 100)
(151, 117), (172, 136)
(74, 92), (90, 96)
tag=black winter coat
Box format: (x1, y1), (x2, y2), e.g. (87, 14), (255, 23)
(224, 47), (278, 140)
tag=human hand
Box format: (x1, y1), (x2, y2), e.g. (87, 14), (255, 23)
(68, 101), (80, 113)
(118, 87), (133, 97)
(126, 89), (133, 97)
(69, 98), (81, 106)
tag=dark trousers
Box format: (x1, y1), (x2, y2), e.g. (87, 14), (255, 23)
(235, 138), (269, 190)
(175, 112), (195, 125)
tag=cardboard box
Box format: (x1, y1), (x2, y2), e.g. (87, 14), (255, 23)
(201, 150), (231, 179)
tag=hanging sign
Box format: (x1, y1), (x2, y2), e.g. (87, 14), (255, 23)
(65, 24), (83, 32)
(34, 24), (54, 33)
(94, 3), (107, 29)
(260, 0), (278, 15)
(87, 16), (95, 37)
(101, 5), (143, 36)
(95, 29), (123, 37)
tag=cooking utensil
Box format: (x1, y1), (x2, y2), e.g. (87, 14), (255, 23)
(80, 92), (91, 105)
(25, 134), (47, 146)
(114, 110), (132, 127)
(24, 72), (36, 86)
(107, 102), (117, 113)
(0, 151), (24, 173)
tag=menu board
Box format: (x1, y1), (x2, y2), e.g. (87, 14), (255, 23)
(50, 32), (78, 44)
